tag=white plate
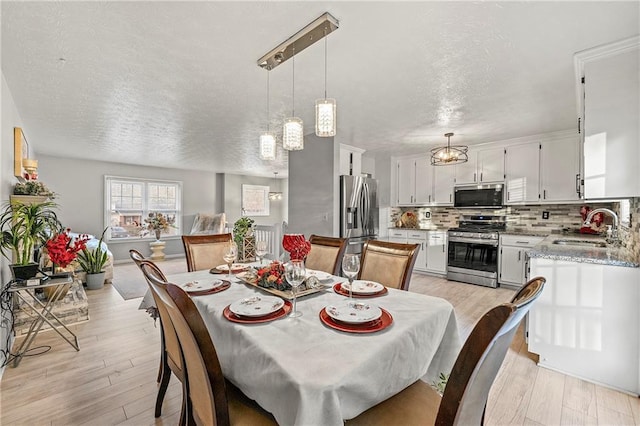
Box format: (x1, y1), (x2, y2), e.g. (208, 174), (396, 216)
(341, 280), (384, 295)
(180, 279), (224, 293)
(325, 302), (382, 324)
(306, 269), (332, 281)
(215, 263), (249, 271)
(229, 296), (285, 318)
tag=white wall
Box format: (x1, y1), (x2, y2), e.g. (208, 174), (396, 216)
(37, 155), (222, 261)
(223, 173), (287, 228)
(1, 72), (26, 375)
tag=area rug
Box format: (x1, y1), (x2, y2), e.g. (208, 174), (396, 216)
(111, 257), (188, 300)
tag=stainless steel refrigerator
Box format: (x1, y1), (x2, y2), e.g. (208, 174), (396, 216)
(340, 175), (379, 254)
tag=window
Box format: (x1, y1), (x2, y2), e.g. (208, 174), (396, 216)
(105, 176), (182, 241)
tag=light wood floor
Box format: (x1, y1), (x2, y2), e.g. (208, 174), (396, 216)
(1, 259), (638, 425)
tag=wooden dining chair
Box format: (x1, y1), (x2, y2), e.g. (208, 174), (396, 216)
(346, 276), (546, 426)
(139, 261), (187, 424)
(305, 235), (348, 275)
(157, 282), (278, 426)
(129, 248), (146, 267)
(358, 240), (420, 290)
(181, 233), (232, 272)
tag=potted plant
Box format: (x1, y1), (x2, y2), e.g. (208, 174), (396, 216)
(143, 212), (175, 240)
(233, 217), (255, 262)
(77, 227), (109, 290)
(0, 200), (62, 280)
(12, 181), (57, 202)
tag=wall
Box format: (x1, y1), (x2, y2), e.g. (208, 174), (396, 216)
(288, 134), (336, 237)
(1, 72), (26, 376)
(38, 155), (221, 261)
(223, 173), (287, 228)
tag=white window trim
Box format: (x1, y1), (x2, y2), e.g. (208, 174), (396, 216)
(104, 175), (183, 242)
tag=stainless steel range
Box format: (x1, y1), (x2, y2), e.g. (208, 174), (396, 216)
(447, 215), (506, 288)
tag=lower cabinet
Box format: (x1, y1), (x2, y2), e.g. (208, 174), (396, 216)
(498, 235), (545, 288)
(387, 229), (446, 274)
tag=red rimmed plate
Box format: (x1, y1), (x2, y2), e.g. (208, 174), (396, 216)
(319, 307), (393, 333)
(223, 300), (292, 324)
(333, 283), (388, 298)
(187, 281), (231, 296)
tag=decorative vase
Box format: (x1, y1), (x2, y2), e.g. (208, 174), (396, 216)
(86, 271), (106, 290)
(155, 229), (161, 240)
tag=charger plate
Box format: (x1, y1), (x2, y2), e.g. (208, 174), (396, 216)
(223, 300), (292, 324)
(319, 307), (393, 334)
(333, 283), (388, 298)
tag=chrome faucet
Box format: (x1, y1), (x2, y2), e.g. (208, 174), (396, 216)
(584, 208), (619, 242)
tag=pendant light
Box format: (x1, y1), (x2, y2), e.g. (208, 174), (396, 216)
(430, 132), (469, 166)
(268, 172), (283, 200)
(282, 46), (304, 151)
(259, 67), (277, 160)
(315, 26), (336, 137)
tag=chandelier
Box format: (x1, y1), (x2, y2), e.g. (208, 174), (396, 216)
(282, 46), (304, 151)
(268, 172), (283, 201)
(315, 25), (336, 137)
(259, 67), (277, 160)
(430, 133), (469, 166)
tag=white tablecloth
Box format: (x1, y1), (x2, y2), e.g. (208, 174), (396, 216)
(154, 270), (461, 426)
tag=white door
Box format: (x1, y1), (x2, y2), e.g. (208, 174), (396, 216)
(499, 246), (524, 285)
(407, 236), (427, 272)
(432, 166), (455, 205)
(478, 147), (505, 183)
(455, 151), (477, 185)
(505, 143), (540, 204)
(414, 158), (432, 204)
(397, 158), (415, 205)
(540, 137), (581, 202)
(426, 231), (447, 273)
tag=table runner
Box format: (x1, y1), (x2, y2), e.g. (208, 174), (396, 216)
(162, 270), (460, 425)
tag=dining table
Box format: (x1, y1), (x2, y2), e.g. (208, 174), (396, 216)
(140, 268), (461, 426)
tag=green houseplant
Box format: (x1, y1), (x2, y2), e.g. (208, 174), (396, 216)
(233, 217), (255, 262)
(0, 200), (62, 279)
(77, 227), (109, 290)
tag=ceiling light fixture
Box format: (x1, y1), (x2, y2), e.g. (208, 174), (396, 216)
(257, 13), (339, 71)
(259, 67), (277, 160)
(315, 25), (336, 137)
(430, 132), (469, 166)
(268, 172), (283, 201)
(282, 46), (304, 151)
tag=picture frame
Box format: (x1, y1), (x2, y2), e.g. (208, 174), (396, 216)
(13, 127), (29, 180)
(241, 184), (270, 216)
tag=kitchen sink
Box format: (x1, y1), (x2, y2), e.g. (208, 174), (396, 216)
(552, 239), (607, 248)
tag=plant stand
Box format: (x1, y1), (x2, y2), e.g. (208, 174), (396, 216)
(150, 240), (166, 261)
(239, 236), (256, 262)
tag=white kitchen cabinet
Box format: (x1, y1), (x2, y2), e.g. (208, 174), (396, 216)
(576, 36), (640, 198)
(432, 166), (455, 205)
(396, 158), (416, 205)
(407, 230), (427, 272)
(528, 257), (640, 395)
(388, 229), (408, 244)
(425, 231), (447, 274)
(414, 159), (432, 204)
(505, 143), (540, 204)
(455, 147), (505, 185)
(498, 235), (544, 288)
(540, 136), (581, 202)
(339, 144), (365, 176)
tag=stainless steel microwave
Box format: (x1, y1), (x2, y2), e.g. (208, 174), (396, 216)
(454, 184), (504, 208)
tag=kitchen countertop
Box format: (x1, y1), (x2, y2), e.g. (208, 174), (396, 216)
(388, 227), (449, 231)
(526, 234), (639, 268)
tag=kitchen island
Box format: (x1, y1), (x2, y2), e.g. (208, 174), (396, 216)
(526, 235), (639, 395)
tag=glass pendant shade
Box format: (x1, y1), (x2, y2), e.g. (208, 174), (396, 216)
(283, 117), (304, 151)
(268, 171), (283, 201)
(260, 133), (277, 160)
(315, 98), (336, 137)
(430, 133), (469, 166)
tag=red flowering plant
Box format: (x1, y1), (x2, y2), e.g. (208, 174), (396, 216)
(256, 261), (290, 291)
(45, 229), (91, 269)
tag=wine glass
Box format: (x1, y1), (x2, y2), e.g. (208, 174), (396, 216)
(222, 241), (238, 279)
(285, 260), (306, 318)
(256, 240), (268, 265)
(342, 253), (360, 301)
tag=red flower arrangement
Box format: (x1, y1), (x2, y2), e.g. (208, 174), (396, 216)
(256, 261), (290, 291)
(282, 234), (311, 261)
(45, 229), (90, 268)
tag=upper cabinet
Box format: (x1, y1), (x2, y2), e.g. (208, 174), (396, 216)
(395, 157), (453, 206)
(576, 36), (640, 199)
(455, 147), (504, 185)
(505, 143), (540, 204)
(339, 144), (365, 176)
(540, 136), (581, 202)
(397, 157), (417, 205)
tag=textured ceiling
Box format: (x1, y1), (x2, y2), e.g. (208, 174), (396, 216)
(1, 1), (638, 178)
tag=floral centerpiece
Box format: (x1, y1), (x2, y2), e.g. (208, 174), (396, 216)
(45, 228), (90, 273)
(256, 261), (290, 291)
(282, 234), (311, 261)
(143, 212), (175, 240)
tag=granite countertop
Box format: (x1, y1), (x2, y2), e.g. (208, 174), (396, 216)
(526, 234), (639, 268)
(388, 227), (449, 231)
(501, 230), (552, 237)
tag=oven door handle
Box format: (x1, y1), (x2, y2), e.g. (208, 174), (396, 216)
(448, 236), (498, 247)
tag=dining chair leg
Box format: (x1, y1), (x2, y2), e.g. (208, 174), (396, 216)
(155, 362), (172, 417)
(157, 329), (166, 383)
